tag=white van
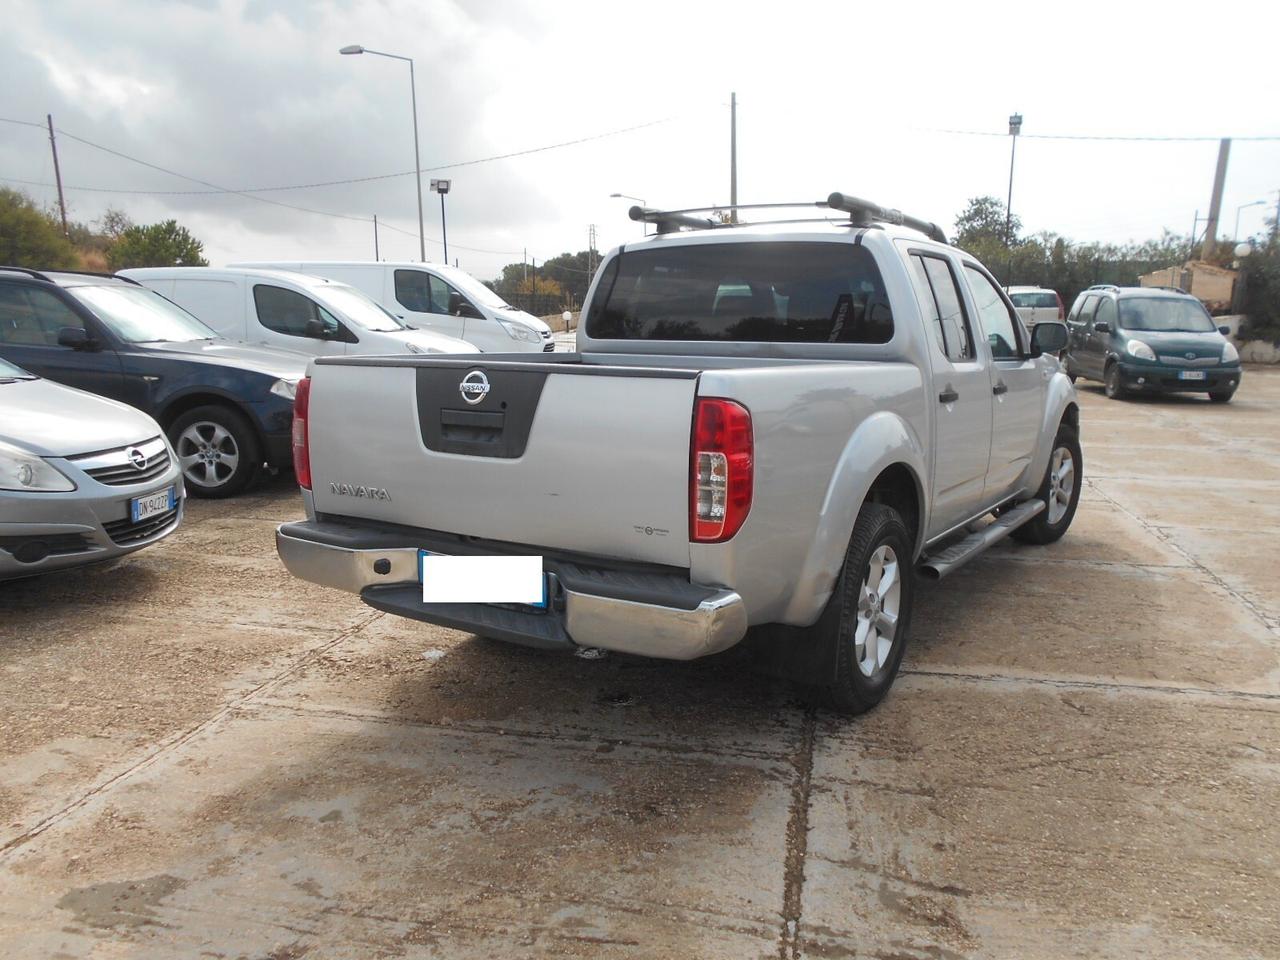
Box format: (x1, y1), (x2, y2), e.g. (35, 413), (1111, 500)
(119, 267), (479, 357)
(229, 261), (554, 354)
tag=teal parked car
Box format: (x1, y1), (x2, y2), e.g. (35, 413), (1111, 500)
(1064, 285), (1242, 402)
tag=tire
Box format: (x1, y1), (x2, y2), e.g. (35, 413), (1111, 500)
(168, 405), (262, 498)
(804, 503), (914, 715)
(1012, 422), (1082, 545)
(1103, 361), (1126, 400)
(1209, 388), (1235, 403)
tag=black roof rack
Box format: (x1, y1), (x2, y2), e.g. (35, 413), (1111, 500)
(1145, 285), (1189, 295)
(628, 192), (948, 244)
(0, 266), (53, 281)
(1086, 284), (1121, 292)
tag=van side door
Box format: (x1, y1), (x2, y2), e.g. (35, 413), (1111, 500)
(905, 250), (994, 537)
(251, 284), (353, 356)
(961, 264), (1044, 501)
(392, 268), (465, 340)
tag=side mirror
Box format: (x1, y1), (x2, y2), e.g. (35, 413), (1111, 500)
(304, 319), (327, 339)
(1093, 320), (1111, 333)
(1030, 321), (1069, 358)
(56, 326), (94, 351)
(1218, 325), (1231, 336)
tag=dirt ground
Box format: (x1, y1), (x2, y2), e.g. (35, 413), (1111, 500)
(2, 368), (1278, 959)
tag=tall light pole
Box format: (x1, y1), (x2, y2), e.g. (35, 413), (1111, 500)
(1004, 112), (1022, 286)
(1234, 199), (1266, 241)
(610, 192), (646, 235)
(430, 179), (450, 264)
(340, 44), (426, 262)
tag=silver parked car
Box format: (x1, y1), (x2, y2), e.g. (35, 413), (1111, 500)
(0, 357), (184, 580)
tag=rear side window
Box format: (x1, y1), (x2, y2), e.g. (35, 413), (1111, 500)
(586, 242), (893, 343)
(908, 254), (974, 362)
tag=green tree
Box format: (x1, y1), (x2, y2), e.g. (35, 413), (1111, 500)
(0, 188), (78, 269)
(106, 219), (208, 270)
(954, 195), (1020, 249)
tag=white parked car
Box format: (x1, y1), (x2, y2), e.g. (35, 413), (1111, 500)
(120, 267), (479, 358)
(229, 261), (554, 354)
(1007, 286), (1064, 328)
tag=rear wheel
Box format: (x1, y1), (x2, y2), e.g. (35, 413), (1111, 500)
(1103, 362), (1126, 400)
(804, 503), (914, 715)
(168, 405), (261, 498)
(1012, 422), (1082, 545)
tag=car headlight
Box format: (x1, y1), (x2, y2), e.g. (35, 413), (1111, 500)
(270, 378), (299, 400)
(0, 440), (75, 492)
(499, 320), (542, 344)
(1126, 339), (1156, 361)
(1222, 341), (1239, 364)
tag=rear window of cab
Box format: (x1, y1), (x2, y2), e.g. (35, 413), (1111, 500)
(586, 241), (893, 343)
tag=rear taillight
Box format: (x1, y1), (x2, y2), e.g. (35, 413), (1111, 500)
(690, 398), (753, 542)
(292, 377), (311, 490)
(1056, 293), (1065, 321)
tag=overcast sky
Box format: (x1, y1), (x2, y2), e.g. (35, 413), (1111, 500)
(2, 0), (1278, 282)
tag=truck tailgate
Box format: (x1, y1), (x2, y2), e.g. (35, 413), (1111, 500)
(306, 359), (698, 567)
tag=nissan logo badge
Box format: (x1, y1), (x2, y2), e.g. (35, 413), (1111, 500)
(459, 370), (490, 405)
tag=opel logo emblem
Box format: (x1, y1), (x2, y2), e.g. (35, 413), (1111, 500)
(126, 447), (147, 470)
(459, 370), (490, 405)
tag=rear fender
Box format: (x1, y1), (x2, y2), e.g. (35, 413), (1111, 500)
(779, 410), (927, 625)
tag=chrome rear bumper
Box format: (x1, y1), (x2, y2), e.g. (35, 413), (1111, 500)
(275, 524), (747, 661)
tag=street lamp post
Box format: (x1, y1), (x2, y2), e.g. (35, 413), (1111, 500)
(340, 44), (426, 262)
(1234, 199), (1266, 241)
(1005, 112), (1022, 286)
(610, 192), (647, 235)
(430, 179), (450, 264)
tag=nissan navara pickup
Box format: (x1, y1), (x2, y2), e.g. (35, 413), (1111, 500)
(276, 194), (1080, 714)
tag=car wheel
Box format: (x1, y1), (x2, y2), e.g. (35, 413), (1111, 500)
(1012, 421), (1082, 545)
(1103, 362), (1126, 400)
(1209, 388), (1236, 403)
(169, 405), (261, 499)
(804, 503), (914, 715)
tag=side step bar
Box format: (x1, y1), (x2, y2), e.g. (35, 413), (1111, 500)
(917, 499), (1046, 581)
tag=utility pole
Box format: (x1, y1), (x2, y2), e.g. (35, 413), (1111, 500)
(729, 92), (738, 224)
(373, 214), (380, 260)
(523, 248), (527, 284)
(1005, 112), (1022, 286)
(46, 114), (69, 238)
(1201, 138), (1230, 260)
(1272, 190), (1279, 245)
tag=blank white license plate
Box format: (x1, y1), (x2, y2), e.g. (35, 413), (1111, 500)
(1179, 370), (1206, 381)
(419, 552), (546, 607)
(130, 487), (175, 522)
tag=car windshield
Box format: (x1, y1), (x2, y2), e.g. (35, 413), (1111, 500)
(1119, 297), (1216, 333)
(315, 284), (408, 332)
(68, 284), (218, 343)
(0, 357), (35, 380)
(1010, 292), (1058, 308)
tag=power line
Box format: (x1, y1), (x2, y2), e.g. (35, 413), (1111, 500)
(925, 126), (1280, 142)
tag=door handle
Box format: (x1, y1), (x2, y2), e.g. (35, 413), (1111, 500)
(992, 381), (1009, 396)
(938, 388), (959, 404)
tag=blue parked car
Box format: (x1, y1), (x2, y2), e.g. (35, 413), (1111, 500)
(0, 268), (308, 497)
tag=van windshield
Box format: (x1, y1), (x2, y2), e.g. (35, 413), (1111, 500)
(1119, 298), (1216, 333)
(586, 241), (893, 343)
(317, 285), (408, 332)
(445, 271), (509, 310)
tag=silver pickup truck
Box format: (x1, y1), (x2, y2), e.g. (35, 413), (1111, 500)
(276, 194), (1080, 714)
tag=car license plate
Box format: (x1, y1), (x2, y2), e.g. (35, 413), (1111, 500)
(419, 551), (546, 608)
(1179, 370), (1206, 381)
(130, 487), (175, 522)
